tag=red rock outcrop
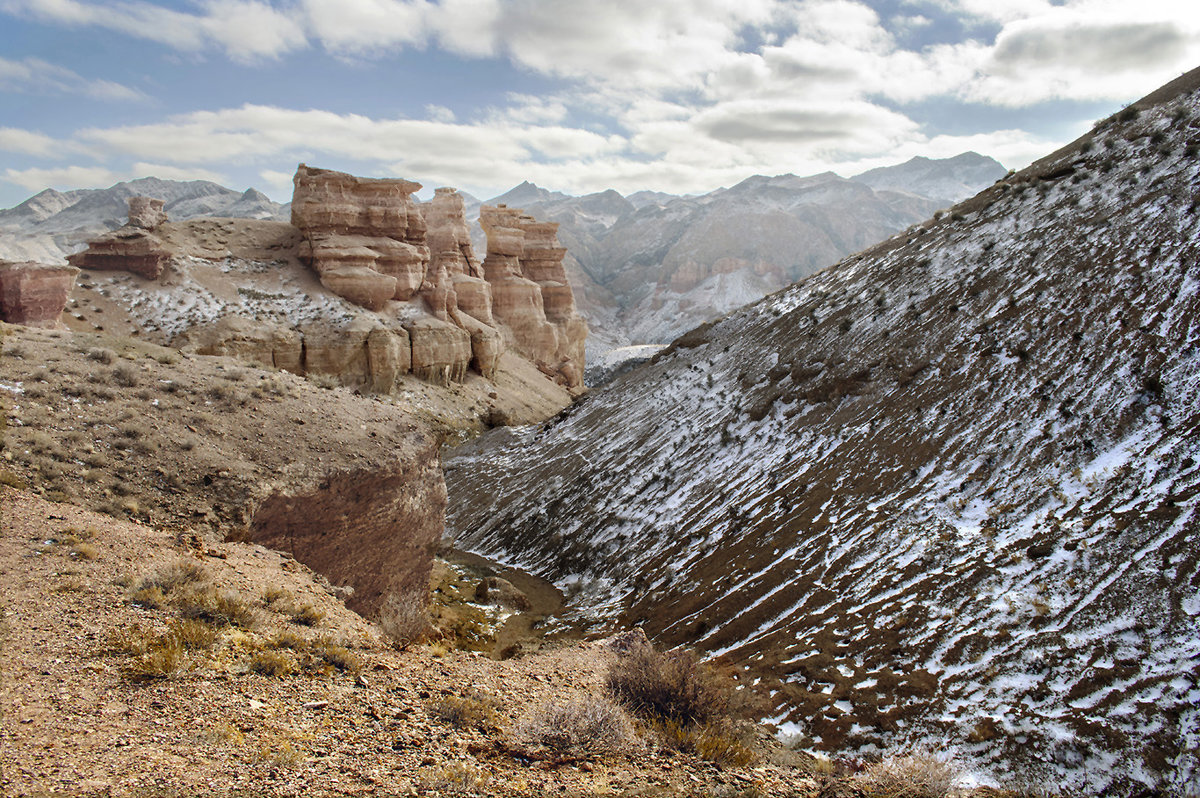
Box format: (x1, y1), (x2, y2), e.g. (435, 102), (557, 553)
(479, 204), (587, 390)
(0, 260), (78, 328)
(67, 196), (171, 280)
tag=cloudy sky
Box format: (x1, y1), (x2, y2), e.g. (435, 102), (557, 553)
(0, 0), (1198, 207)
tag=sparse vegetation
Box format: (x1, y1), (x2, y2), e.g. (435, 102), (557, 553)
(250, 649), (298, 677)
(513, 697), (637, 757)
(854, 752), (959, 798)
(428, 692), (502, 733)
(379, 591), (430, 645)
(606, 646), (733, 725)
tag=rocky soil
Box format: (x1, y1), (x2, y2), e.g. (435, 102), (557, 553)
(1, 489), (835, 797)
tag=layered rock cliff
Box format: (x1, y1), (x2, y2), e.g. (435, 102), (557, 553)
(479, 204), (587, 389)
(66, 196), (171, 279)
(0, 261), (78, 328)
(57, 165), (586, 418)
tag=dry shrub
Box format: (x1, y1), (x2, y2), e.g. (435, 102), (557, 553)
(112, 363), (139, 387)
(288, 602), (324, 627)
(262, 586), (292, 606)
(428, 693), (502, 733)
(305, 637), (362, 675)
(175, 585), (258, 629)
(606, 646), (733, 725)
(855, 753), (959, 798)
(651, 718), (755, 767)
(379, 591), (430, 645)
(70, 542), (99, 560)
(513, 697), (638, 756)
(418, 761), (488, 794)
(200, 721), (245, 747)
(251, 649), (297, 678)
(269, 629), (307, 650)
(124, 636), (185, 680)
(133, 558), (207, 599)
(87, 348), (117, 364)
(169, 618), (218, 650)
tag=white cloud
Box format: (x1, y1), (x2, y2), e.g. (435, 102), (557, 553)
(0, 127), (60, 156)
(425, 104), (457, 123)
(3, 164), (121, 191)
(129, 162), (228, 183)
(0, 54), (146, 100)
(959, 3), (1200, 106)
(3, 0), (307, 60)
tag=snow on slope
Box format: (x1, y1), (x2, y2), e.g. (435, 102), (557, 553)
(445, 71), (1200, 794)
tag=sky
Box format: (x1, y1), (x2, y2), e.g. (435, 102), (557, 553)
(0, 0), (1198, 208)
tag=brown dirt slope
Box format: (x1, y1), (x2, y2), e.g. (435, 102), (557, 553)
(0, 489), (832, 797)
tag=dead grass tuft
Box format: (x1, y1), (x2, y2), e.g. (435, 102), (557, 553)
(513, 697), (638, 757)
(250, 649), (298, 678)
(854, 753), (959, 798)
(288, 602), (325, 627)
(428, 692), (502, 733)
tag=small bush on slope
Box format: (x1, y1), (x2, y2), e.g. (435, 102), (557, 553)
(513, 697), (638, 756)
(606, 646), (733, 725)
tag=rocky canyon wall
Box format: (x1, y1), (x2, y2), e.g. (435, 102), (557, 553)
(65, 165), (586, 395)
(479, 204), (587, 389)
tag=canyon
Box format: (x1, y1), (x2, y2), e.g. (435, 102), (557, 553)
(444, 69), (1200, 794)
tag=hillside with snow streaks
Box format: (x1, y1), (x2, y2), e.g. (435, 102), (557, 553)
(446, 70), (1200, 794)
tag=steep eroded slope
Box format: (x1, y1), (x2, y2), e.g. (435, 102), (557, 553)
(446, 71), (1200, 793)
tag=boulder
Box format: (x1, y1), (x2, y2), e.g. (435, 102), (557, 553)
(0, 261), (78, 328)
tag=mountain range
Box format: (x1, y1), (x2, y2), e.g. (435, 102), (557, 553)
(0, 154), (1004, 363)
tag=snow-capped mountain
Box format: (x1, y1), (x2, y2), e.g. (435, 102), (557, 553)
(0, 177), (288, 263)
(853, 152), (1008, 206)
(445, 70), (1200, 793)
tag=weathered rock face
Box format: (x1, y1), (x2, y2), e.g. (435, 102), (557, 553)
(128, 196), (168, 230)
(175, 316), (304, 373)
(292, 164), (430, 310)
(0, 260), (78, 328)
(479, 204), (587, 390)
(67, 196), (171, 280)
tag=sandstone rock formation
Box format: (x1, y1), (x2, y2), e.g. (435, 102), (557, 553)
(479, 204), (586, 389)
(291, 164), (429, 310)
(67, 196), (171, 279)
(127, 196), (168, 230)
(0, 260), (78, 328)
